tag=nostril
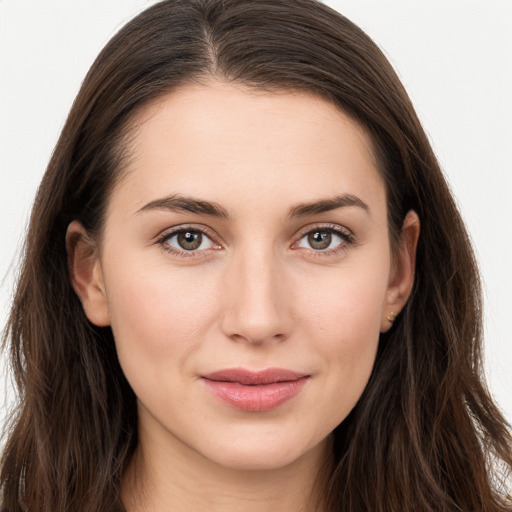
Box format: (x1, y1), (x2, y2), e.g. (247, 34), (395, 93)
(227, 331), (287, 345)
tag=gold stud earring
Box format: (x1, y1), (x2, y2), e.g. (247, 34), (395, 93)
(387, 312), (397, 323)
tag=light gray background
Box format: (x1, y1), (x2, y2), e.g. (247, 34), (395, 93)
(1, 1), (511, 425)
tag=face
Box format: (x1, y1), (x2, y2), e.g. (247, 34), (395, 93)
(70, 81), (416, 472)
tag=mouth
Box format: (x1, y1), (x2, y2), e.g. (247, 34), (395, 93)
(201, 368), (310, 412)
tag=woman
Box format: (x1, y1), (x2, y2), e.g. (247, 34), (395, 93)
(1, 0), (511, 510)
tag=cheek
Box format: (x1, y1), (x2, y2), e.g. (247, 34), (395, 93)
(102, 254), (221, 385)
(295, 259), (389, 420)
(315, 286), (382, 380)
(298, 257), (389, 346)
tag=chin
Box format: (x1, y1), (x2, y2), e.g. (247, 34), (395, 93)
(196, 431), (327, 472)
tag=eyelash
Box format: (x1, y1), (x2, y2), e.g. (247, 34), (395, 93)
(156, 224), (220, 259)
(295, 224), (356, 255)
(155, 223), (356, 258)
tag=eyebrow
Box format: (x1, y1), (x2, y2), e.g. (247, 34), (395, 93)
(135, 192), (369, 219)
(136, 194), (230, 219)
(287, 194), (370, 218)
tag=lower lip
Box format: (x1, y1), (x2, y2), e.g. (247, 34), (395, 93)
(202, 377), (308, 412)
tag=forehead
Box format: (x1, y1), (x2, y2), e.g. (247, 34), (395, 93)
(110, 81), (385, 218)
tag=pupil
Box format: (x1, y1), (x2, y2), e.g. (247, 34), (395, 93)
(308, 231), (331, 250)
(178, 231), (202, 250)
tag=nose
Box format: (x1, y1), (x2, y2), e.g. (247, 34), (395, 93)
(219, 248), (293, 345)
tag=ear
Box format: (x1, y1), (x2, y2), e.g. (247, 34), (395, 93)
(381, 210), (420, 332)
(66, 220), (110, 327)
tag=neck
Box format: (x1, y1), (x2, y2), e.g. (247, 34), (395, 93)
(121, 417), (333, 512)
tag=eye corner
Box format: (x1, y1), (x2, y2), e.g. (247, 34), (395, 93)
(155, 224), (223, 258)
(291, 223), (356, 256)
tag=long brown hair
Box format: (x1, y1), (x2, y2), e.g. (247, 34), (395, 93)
(2, 1), (511, 510)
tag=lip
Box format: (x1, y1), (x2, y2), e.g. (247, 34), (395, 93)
(201, 368), (309, 412)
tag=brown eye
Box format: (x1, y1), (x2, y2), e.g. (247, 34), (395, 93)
(307, 231), (332, 250)
(177, 231), (203, 250)
(161, 228), (216, 253)
(295, 227), (352, 252)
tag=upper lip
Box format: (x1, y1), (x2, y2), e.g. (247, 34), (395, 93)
(201, 368), (309, 385)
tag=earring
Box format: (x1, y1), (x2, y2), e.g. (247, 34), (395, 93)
(387, 312), (397, 323)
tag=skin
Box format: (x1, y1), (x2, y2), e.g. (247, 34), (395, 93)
(68, 81), (419, 512)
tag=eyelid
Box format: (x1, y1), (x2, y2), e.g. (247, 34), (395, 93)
(293, 222), (354, 241)
(291, 223), (356, 254)
(153, 222), (355, 259)
(154, 223), (219, 242)
(155, 224), (223, 257)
